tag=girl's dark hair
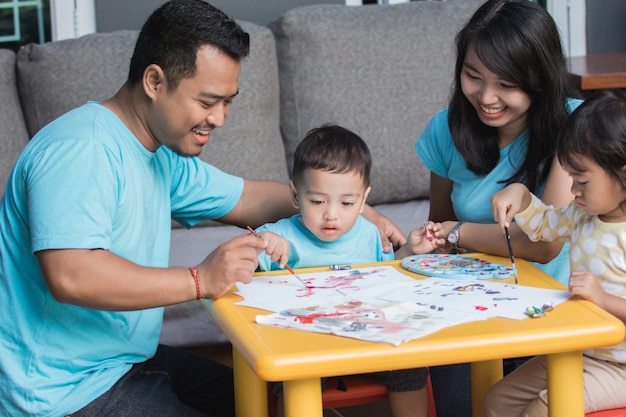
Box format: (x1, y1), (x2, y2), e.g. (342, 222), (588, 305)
(557, 90), (626, 184)
(292, 125), (372, 187)
(128, 0), (250, 89)
(449, 0), (573, 193)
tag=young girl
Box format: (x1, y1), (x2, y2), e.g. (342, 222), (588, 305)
(488, 89), (626, 416)
(415, 1), (582, 414)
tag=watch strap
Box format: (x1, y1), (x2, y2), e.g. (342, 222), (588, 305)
(449, 221), (465, 253)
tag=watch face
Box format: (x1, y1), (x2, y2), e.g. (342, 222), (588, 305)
(447, 231), (458, 244)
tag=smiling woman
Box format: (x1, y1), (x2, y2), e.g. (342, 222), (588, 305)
(413, 1), (584, 415)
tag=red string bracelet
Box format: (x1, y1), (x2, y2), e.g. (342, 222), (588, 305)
(189, 266), (201, 300)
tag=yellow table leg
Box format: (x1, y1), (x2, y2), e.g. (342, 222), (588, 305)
(471, 359), (503, 417)
(233, 348), (268, 417)
(283, 378), (323, 417)
(547, 351), (584, 417)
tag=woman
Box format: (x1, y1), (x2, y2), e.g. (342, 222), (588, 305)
(414, 1), (582, 415)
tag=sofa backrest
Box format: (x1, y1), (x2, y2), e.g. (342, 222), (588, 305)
(0, 49), (30, 197)
(271, 0), (484, 205)
(16, 30), (138, 137)
(200, 21), (288, 183)
(14, 22), (288, 185)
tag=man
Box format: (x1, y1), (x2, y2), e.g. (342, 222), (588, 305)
(0, 1), (403, 416)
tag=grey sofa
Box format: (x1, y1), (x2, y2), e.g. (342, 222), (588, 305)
(0, 0), (483, 348)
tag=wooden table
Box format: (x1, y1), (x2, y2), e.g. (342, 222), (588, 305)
(567, 52), (626, 90)
(202, 256), (625, 417)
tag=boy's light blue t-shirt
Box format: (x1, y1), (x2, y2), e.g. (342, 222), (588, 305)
(255, 214), (394, 271)
(0, 102), (243, 416)
(415, 99), (582, 285)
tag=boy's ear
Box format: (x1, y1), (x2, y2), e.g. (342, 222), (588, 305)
(359, 186), (372, 213)
(621, 165), (626, 186)
(289, 180), (300, 209)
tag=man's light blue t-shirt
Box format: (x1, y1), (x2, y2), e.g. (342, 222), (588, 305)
(255, 214), (394, 271)
(415, 99), (582, 285)
(0, 102), (243, 416)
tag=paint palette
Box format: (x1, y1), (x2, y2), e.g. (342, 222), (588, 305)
(401, 254), (515, 280)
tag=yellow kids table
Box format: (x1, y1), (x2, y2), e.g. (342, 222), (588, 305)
(201, 255), (625, 417)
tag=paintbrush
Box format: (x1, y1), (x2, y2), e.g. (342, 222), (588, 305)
(504, 226), (519, 284)
(246, 226), (310, 288)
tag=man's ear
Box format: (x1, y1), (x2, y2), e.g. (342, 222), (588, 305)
(359, 186), (372, 213)
(289, 180), (300, 209)
(143, 64), (166, 100)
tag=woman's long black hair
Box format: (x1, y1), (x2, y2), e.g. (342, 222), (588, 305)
(449, 0), (574, 193)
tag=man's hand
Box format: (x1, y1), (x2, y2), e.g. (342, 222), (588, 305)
(362, 205), (407, 252)
(196, 234), (267, 299)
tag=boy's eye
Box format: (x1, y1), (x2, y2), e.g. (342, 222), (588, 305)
(500, 82), (517, 89)
(342, 202), (355, 207)
(310, 199), (323, 205)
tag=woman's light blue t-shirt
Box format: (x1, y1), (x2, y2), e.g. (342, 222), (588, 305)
(415, 99), (582, 285)
(0, 102), (243, 416)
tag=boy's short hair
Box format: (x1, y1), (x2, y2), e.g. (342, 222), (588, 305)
(292, 124), (371, 187)
(128, 0), (250, 90)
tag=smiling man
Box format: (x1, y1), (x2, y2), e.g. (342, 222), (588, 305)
(0, 1), (406, 414)
(0, 1), (291, 416)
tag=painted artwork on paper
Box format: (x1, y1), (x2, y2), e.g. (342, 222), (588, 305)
(255, 299), (473, 345)
(239, 265), (571, 343)
(235, 266), (417, 312)
(377, 277), (571, 320)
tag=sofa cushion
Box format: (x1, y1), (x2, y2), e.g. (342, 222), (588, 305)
(271, 0), (483, 205)
(16, 30), (138, 136)
(0, 49), (30, 197)
(17, 23), (287, 184)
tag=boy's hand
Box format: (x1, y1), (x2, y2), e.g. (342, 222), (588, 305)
(395, 221), (446, 259)
(490, 183), (531, 232)
(257, 231), (291, 268)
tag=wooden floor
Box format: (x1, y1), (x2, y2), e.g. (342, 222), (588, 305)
(186, 344), (393, 417)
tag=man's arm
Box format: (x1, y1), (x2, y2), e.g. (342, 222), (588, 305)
(217, 180), (296, 229)
(361, 204), (406, 252)
(220, 179), (406, 252)
(37, 233), (267, 310)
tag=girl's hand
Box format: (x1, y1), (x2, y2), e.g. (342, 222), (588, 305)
(568, 271), (608, 307)
(491, 183), (531, 232)
(257, 231), (291, 268)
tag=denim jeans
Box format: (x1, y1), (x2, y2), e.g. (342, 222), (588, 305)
(67, 344), (235, 417)
(430, 358), (531, 417)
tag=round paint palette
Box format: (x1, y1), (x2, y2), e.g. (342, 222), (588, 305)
(401, 254), (514, 280)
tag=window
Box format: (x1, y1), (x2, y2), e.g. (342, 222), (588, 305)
(0, 0), (50, 51)
(0, 0), (95, 52)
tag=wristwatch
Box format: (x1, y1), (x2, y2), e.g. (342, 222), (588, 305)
(447, 221), (465, 253)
